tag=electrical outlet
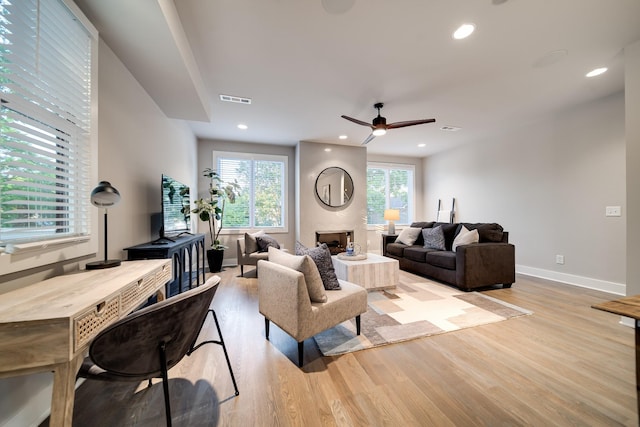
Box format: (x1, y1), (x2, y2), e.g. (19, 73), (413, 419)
(556, 255), (565, 265)
(605, 206), (621, 217)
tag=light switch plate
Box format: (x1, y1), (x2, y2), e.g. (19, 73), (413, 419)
(605, 206), (621, 217)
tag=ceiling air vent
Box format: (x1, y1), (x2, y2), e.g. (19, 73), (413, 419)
(219, 94), (252, 105)
(440, 126), (461, 132)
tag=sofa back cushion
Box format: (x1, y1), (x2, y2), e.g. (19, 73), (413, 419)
(434, 222), (460, 251)
(460, 223), (504, 242)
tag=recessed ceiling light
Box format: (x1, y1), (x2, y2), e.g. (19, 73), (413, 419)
(237, 124), (248, 130)
(586, 67), (608, 78)
(440, 126), (461, 132)
(418, 143), (426, 147)
(324, 148), (332, 152)
(339, 135), (347, 140)
(453, 23), (475, 40)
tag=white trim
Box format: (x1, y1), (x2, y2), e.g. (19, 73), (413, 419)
(516, 264), (626, 295)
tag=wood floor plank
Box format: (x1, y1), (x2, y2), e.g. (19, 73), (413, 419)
(59, 267), (637, 427)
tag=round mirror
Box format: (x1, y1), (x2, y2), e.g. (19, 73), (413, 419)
(315, 167), (354, 207)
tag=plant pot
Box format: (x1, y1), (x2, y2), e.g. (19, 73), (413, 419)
(207, 248), (224, 273)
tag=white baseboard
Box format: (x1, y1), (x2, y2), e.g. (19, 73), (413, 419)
(516, 265), (626, 296)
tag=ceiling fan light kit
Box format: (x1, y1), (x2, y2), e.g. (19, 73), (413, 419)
(341, 102), (435, 145)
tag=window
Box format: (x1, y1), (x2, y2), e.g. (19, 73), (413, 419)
(213, 152), (287, 231)
(0, 0), (97, 271)
(367, 163), (415, 225)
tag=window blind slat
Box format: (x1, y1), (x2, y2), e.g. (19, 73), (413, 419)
(0, 0), (94, 245)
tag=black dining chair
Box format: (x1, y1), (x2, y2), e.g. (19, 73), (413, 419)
(77, 275), (238, 427)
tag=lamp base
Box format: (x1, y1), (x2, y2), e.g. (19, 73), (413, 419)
(388, 222), (396, 235)
(86, 259), (121, 270)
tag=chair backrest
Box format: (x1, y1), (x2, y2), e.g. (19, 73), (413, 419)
(89, 276), (221, 378)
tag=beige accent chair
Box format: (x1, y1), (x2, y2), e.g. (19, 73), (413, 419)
(257, 259), (368, 366)
(237, 237), (268, 276)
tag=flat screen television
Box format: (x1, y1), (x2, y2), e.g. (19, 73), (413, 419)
(161, 174), (191, 237)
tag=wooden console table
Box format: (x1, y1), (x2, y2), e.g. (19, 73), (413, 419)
(592, 295), (640, 422)
(125, 233), (205, 296)
(0, 259), (172, 427)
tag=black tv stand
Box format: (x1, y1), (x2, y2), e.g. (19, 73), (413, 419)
(125, 234), (206, 297)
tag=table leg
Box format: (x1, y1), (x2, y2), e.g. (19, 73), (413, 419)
(49, 354), (83, 427)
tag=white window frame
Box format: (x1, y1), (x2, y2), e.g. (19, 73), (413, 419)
(366, 162), (415, 228)
(212, 151), (289, 234)
(0, 0), (98, 275)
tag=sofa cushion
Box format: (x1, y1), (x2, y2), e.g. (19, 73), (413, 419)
(386, 243), (407, 258)
(422, 225), (446, 250)
(267, 247), (327, 303)
(245, 230), (265, 254)
(434, 223), (460, 251)
(461, 223), (504, 242)
(295, 242), (341, 290)
(426, 251), (456, 270)
(256, 234), (280, 252)
(404, 246), (437, 263)
(410, 222), (435, 246)
(395, 227), (422, 246)
(452, 226), (479, 251)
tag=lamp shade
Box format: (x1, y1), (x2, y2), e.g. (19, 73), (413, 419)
(384, 209), (400, 221)
(91, 181), (121, 207)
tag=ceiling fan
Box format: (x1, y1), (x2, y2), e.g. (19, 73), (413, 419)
(341, 102), (436, 145)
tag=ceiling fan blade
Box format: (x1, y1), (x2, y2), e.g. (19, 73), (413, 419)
(341, 115), (374, 129)
(387, 118), (436, 129)
(361, 133), (376, 145)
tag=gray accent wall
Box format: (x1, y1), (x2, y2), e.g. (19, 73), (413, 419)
(424, 91), (627, 294)
(626, 40), (640, 298)
(297, 141), (368, 251)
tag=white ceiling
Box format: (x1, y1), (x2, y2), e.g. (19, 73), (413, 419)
(75, 0), (640, 157)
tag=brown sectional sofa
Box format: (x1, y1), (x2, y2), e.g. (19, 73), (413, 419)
(383, 222), (515, 291)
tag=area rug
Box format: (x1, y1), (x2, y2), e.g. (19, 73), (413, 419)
(314, 280), (532, 356)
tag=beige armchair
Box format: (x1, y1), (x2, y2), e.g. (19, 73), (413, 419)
(237, 237), (268, 276)
(257, 259), (368, 366)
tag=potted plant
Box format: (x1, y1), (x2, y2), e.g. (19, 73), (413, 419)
(184, 168), (239, 272)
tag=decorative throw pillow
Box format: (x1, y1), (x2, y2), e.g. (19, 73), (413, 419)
(244, 230), (265, 254)
(267, 247), (327, 303)
(423, 226), (446, 250)
(394, 227), (422, 246)
(295, 242), (341, 290)
(256, 234), (280, 252)
(452, 226), (479, 252)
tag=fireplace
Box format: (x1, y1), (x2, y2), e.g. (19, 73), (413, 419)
(315, 230), (353, 255)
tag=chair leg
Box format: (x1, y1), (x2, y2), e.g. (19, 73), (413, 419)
(298, 341), (304, 367)
(265, 317), (270, 340)
(211, 310), (240, 396)
(158, 342), (172, 427)
(240, 265), (244, 276)
(356, 315), (361, 335)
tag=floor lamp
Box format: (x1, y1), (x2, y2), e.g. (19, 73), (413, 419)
(86, 181), (122, 270)
(384, 209), (400, 235)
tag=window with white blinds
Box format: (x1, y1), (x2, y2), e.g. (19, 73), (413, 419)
(367, 162), (415, 225)
(0, 0), (95, 246)
(213, 151), (287, 230)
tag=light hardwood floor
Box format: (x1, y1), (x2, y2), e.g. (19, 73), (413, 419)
(62, 267), (637, 426)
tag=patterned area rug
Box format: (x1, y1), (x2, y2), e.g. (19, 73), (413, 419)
(314, 280), (532, 356)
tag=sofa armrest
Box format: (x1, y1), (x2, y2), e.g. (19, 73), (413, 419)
(455, 242), (515, 290)
(257, 260), (312, 339)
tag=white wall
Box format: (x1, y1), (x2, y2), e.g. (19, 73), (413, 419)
(297, 141), (368, 250)
(424, 91), (626, 294)
(0, 39), (197, 427)
(626, 40), (640, 297)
